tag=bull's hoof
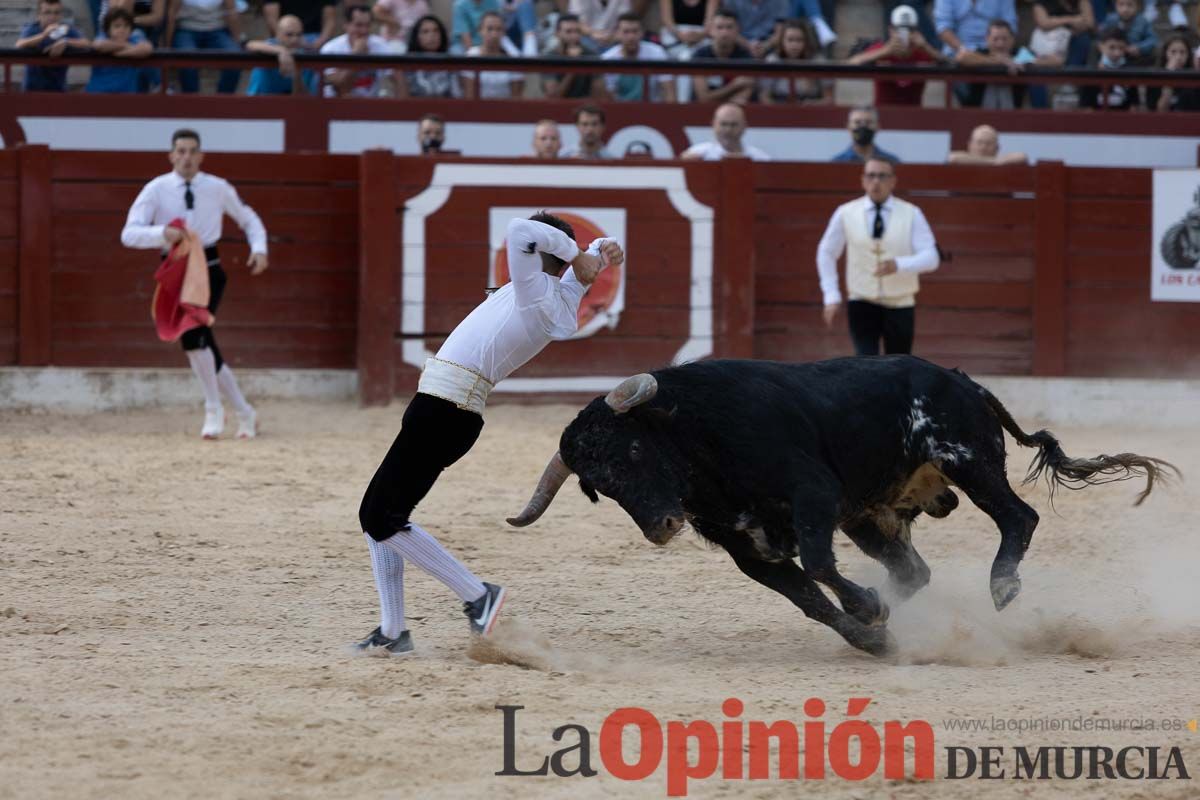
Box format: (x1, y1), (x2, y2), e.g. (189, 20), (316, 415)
(848, 624), (897, 658)
(843, 587), (890, 627)
(990, 574), (1022, 611)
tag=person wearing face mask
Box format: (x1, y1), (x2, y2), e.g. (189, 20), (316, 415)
(1080, 26), (1142, 109)
(830, 106), (901, 163)
(416, 113), (447, 154)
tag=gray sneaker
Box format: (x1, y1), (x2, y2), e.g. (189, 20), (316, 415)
(463, 582), (507, 636)
(355, 626), (414, 656)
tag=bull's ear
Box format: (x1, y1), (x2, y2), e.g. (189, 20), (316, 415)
(579, 480), (599, 503)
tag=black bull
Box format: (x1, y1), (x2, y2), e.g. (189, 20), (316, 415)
(508, 357), (1177, 657)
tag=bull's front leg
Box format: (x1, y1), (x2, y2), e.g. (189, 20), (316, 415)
(841, 515), (932, 600)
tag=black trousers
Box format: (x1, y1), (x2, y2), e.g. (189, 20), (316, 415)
(847, 300), (915, 356)
(180, 251), (227, 370)
(359, 393), (485, 541)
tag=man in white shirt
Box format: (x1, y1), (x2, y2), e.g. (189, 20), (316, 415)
(319, 4), (393, 97)
(355, 212), (624, 655)
(815, 157), (940, 355)
(121, 128), (268, 439)
(601, 14), (675, 102)
(681, 103), (771, 161)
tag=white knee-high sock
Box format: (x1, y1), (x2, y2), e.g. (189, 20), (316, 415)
(217, 364), (253, 415)
(186, 348), (221, 408)
(365, 532), (406, 638)
(382, 522), (486, 602)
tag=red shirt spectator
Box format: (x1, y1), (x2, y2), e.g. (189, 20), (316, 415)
(848, 4), (942, 106)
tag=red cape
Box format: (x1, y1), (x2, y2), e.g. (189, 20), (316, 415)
(151, 219), (215, 342)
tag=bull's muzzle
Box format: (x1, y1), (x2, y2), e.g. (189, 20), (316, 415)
(645, 514), (685, 546)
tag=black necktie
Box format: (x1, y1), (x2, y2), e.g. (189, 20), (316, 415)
(184, 181), (194, 211)
(872, 202), (884, 239)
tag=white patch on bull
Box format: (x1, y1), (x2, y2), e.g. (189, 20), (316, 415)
(923, 435), (973, 464)
(735, 512), (791, 561)
(908, 397), (933, 433)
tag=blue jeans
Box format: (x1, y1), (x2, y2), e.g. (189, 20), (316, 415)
(172, 27), (241, 94)
(505, 0), (537, 49)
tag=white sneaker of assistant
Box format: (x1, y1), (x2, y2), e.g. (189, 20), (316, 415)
(1168, 2), (1187, 28)
(236, 407), (257, 439)
(201, 404), (225, 439)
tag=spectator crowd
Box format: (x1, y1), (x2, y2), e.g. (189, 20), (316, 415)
(9, 0), (1200, 111)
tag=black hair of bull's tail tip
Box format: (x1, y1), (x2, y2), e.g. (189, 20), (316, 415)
(1022, 428), (1180, 508)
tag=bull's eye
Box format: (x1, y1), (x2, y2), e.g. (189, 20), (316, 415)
(629, 440), (642, 461)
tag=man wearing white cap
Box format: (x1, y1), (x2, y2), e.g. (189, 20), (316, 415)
(848, 4), (945, 106)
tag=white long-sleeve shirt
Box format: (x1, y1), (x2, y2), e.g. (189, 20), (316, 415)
(435, 218), (613, 384)
(815, 194), (938, 306)
(120, 171), (268, 254)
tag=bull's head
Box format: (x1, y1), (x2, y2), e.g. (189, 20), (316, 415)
(507, 373), (688, 545)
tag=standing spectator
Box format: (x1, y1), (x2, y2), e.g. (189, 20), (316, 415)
(561, 104), (615, 158)
(531, 119), (562, 157)
(681, 102), (771, 160)
(542, 14), (604, 99)
(830, 106), (901, 163)
(815, 157), (940, 356)
(166, 0), (241, 94)
(320, 5), (394, 97)
(792, 0), (837, 47)
(246, 14), (319, 95)
(1030, 0), (1094, 66)
(400, 14), (462, 98)
(87, 7), (153, 92)
(659, 0), (715, 57)
(602, 14), (676, 101)
(263, 0), (336, 51)
(417, 113), (446, 153)
(846, 5), (941, 106)
(691, 8), (757, 103)
(15, 0), (90, 92)
(1144, 34), (1200, 111)
(934, 0), (1017, 55)
(725, 0), (790, 56)
(373, 0), (430, 49)
(761, 18), (830, 104)
(948, 123), (1028, 163)
(1101, 0), (1157, 62)
(878, 0), (939, 51)
(463, 11), (524, 98)
(120, 129), (267, 439)
(1079, 26), (1143, 108)
(954, 19), (1027, 108)
(569, 0), (632, 48)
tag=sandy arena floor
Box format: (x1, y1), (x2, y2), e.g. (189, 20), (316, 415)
(1, 399), (1198, 799)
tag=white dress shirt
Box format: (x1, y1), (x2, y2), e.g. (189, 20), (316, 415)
(121, 171), (268, 254)
(815, 194), (938, 306)
(682, 140), (771, 162)
(435, 218), (613, 385)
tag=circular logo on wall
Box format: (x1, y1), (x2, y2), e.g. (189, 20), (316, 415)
(1159, 186), (1200, 270)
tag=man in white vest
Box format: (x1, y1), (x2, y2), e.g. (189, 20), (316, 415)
(815, 157), (940, 355)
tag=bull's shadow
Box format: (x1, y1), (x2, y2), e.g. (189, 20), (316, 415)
(509, 357), (1176, 658)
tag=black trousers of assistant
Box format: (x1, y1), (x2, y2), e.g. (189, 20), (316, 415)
(179, 257), (228, 370)
(847, 300), (915, 356)
(358, 393), (485, 541)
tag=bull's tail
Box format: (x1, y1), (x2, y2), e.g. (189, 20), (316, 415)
(961, 372), (1180, 506)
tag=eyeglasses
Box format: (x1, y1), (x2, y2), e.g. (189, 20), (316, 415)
(864, 172), (894, 181)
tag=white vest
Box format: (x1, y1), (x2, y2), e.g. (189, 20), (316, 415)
(840, 196), (920, 308)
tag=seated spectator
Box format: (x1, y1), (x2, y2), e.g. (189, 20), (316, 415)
(934, 0), (1017, 55)
(691, 8), (757, 103)
(1101, 0), (1157, 63)
(417, 113), (446, 153)
(831, 105), (901, 163)
(953, 18), (1027, 108)
(1144, 34), (1200, 111)
(98, 0), (165, 48)
(373, 0), (429, 50)
(760, 18), (830, 104)
(453, 0), (534, 54)
(542, 14), (605, 99)
(166, 0), (241, 94)
(320, 5), (393, 97)
(681, 102), (771, 160)
(948, 124), (1028, 164)
(659, 0), (715, 57)
(462, 11), (524, 98)
(400, 14), (462, 97)
(792, 0), (837, 47)
(570, 0), (632, 49)
(531, 119), (562, 158)
(263, 0), (336, 51)
(1080, 26), (1143, 108)
(1030, 0), (1094, 67)
(16, 0), (90, 92)
(602, 14), (676, 101)
(452, 0), (495, 52)
(87, 7), (152, 92)
(725, 0), (789, 57)
(246, 14), (319, 95)
(846, 5), (941, 106)
(561, 104), (615, 158)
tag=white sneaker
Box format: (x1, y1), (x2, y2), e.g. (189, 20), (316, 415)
(1144, 2), (1159, 22)
(201, 405), (225, 440)
(813, 17), (837, 47)
(236, 407), (257, 439)
(1168, 2), (1187, 28)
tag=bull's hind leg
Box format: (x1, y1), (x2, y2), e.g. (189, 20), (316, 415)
(942, 461), (1039, 611)
(841, 516), (931, 600)
(727, 551), (895, 657)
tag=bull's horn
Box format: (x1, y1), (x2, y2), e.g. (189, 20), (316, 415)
(605, 373), (658, 414)
(506, 451), (573, 527)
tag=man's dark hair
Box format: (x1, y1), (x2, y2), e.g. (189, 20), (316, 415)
(479, 10), (503, 27)
(345, 4), (370, 21)
(556, 12), (580, 28)
(37, 0), (63, 8)
(986, 18), (1013, 34)
(102, 6), (134, 33)
(1098, 25), (1127, 43)
(713, 7), (739, 24)
(617, 12), (642, 26)
(574, 104), (605, 124)
(172, 128), (201, 148)
(529, 211), (576, 272)
(419, 112), (444, 125)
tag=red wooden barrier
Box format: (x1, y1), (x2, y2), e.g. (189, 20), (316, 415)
(0, 150), (17, 365)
